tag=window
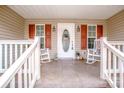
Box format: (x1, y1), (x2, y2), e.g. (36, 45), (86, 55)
(88, 25), (96, 49)
(62, 29), (70, 52)
(36, 24), (45, 49)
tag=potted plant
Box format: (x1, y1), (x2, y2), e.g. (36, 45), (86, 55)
(76, 52), (80, 60)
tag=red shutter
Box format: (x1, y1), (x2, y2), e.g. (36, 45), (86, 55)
(81, 25), (87, 49)
(45, 24), (51, 49)
(29, 24), (35, 39)
(97, 25), (103, 39)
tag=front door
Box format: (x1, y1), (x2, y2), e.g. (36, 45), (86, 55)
(57, 23), (75, 59)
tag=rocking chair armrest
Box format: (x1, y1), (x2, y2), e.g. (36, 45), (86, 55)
(87, 49), (98, 55)
(87, 49), (94, 53)
(40, 48), (45, 51)
(88, 49), (94, 51)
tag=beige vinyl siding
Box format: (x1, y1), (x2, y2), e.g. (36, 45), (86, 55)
(24, 19), (107, 59)
(107, 10), (124, 41)
(0, 6), (25, 70)
(0, 6), (25, 40)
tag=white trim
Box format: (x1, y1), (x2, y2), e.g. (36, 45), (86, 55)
(0, 40), (33, 44)
(87, 24), (97, 49)
(35, 24), (45, 49)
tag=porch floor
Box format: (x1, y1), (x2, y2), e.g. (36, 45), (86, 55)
(35, 59), (110, 88)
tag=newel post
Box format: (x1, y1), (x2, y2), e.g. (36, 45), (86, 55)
(35, 37), (41, 80)
(100, 37), (107, 79)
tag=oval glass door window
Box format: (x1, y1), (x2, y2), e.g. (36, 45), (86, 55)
(62, 29), (70, 52)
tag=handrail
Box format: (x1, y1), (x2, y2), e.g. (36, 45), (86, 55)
(0, 40), (34, 44)
(108, 41), (124, 45)
(103, 38), (124, 61)
(0, 37), (40, 88)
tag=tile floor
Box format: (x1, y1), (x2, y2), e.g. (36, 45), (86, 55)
(35, 59), (110, 88)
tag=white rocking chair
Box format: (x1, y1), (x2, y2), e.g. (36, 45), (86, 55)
(86, 39), (101, 64)
(40, 48), (51, 63)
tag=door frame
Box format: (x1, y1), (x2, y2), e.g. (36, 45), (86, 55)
(57, 23), (75, 59)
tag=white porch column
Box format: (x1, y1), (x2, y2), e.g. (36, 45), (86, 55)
(100, 37), (107, 79)
(35, 37), (41, 80)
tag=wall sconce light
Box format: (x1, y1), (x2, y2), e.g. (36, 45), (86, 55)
(52, 25), (56, 32)
(77, 25), (80, 32)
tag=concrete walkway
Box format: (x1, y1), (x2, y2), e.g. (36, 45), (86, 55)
(35, 59), (110, 88)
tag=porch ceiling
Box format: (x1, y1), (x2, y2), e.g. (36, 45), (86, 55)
(8, 5), (124, 20)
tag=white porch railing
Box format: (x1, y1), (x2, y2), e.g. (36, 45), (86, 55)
(0, 40), (33, 74)
(0, 37), (40, 88)
(100, 37), (124, 88)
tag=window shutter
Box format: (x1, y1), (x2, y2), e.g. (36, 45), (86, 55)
(45, 24), (51, 49)
(81, 25), (87, 49)
(97, 25), (103, 39)
(29, 24), (35, 39)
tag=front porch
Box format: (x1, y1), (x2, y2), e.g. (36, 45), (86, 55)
(0, 5), (124, 88)
(35, 59), (110, 88)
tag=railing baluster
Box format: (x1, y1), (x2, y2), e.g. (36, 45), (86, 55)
(10, 44), (13, 66)
(108, 51), (111, 79)
(4, 44), (8, 69)
(24, 45), (28, 88)
(15, 44), (18, 61)
(32, 53), (35, 79)
(117, 44), (121, 69)
(18, 69), (22, 88)
(24, 61), (27, 88)
(30, 54), (33, 80)
(0, 44), (2, 70)
(122, 45), (124, 53)
(113, 55), (117, 87)
(10, 44), (18, 88)
(119, 44), (124, 88)
(28, 56), (32, 88)
(9, 44), (13, 87)
(33, 52), (35, 77)
(119, 59), (123, 88)
(18, 44), (23, 88)
(118, 45), (121, 51)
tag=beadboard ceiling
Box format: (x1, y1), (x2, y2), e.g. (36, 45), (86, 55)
(8, 5), (124, 19)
